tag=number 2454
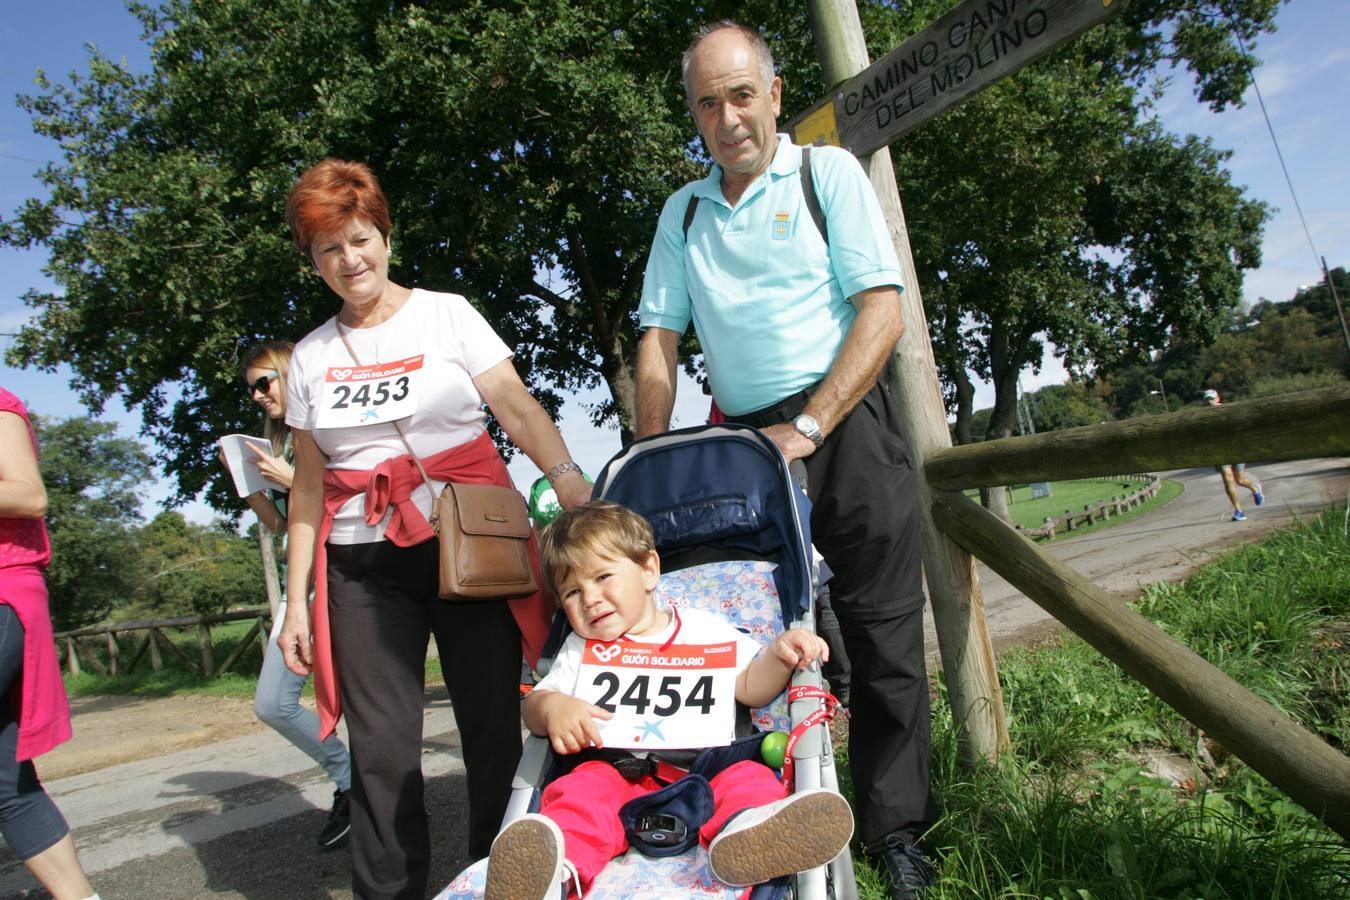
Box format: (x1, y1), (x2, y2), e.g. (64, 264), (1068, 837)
(592, 673), (715, 716)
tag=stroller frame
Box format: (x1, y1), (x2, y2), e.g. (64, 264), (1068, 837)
(502, 424), (858, 899)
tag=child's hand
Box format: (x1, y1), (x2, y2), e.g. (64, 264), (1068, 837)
(542, 694), (613, 755)
(769, 628), (829, 670)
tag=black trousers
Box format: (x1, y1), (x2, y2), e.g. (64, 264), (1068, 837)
(728, 379), (937, 849)
(327, 539), (523, 899)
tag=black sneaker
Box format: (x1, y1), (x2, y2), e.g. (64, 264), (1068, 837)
(317, 788), (351, 850)
(870, 834), (933, 899)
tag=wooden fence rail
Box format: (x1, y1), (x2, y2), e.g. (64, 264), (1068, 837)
(922, 386), (1350, 839)
(55, 606), (272, 680)
(931, 491), (1350, 840)
(1015, 475), (1161, 540)
(926, 384), (1350, 489)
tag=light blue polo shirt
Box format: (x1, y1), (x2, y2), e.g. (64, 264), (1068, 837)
(639, 135), (903, 415)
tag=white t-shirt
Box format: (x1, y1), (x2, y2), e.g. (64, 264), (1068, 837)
(286, 289), (513, 544)
(535, 606), (765, 750)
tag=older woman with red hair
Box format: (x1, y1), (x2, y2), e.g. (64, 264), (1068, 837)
(277, 159), (590, 899)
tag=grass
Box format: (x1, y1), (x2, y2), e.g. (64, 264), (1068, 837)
(966, 478), (1183, 539)
(845, 503), (1350, 898)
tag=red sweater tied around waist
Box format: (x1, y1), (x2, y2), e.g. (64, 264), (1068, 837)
(311, 431), (552, 738)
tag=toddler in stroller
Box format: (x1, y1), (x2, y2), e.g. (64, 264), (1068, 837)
(485, 500), (853, 899)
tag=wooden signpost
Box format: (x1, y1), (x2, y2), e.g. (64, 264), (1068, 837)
(795, 0), (1131, 152)
(801, 0), (1132, 765)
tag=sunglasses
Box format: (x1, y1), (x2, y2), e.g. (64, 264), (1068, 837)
(247, 372), (279, 397)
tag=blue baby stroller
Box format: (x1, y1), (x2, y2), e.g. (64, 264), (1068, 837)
(436, 424), (858, 899)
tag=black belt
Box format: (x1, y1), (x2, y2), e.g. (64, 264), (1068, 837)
(725, 385), (818, 429)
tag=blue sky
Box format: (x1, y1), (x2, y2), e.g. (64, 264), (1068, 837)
(3, 1), (1347, 523)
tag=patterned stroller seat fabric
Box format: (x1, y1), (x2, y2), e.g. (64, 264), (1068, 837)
(434, 559), (790, 900)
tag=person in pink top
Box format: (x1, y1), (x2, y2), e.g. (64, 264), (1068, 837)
(0, 388), (99, 899)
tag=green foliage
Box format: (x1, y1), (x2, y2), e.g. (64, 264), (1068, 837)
(1026, 383), (1112, 433)
(880, 0), (1278, 442)
(127, 510), (265, 618)
(31, 415), (152, 630)
(2, 0), (800, 511)
(876, 503), (1350, 898)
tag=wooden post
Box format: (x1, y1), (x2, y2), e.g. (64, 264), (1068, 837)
(258, 524), (283, 621)
(806, 0), (1008, 763)
(216, 618), (264, 677)
(148, 627), (164, 671)
(197, 624), (215, 679)
(125, 631), (153, 674)
(66, 637), (80, 677)
(931, 491), (1350, 839)
(256, 616), (270, 661)
(153, 628), (198, 675)
(105, 631), (120, 677)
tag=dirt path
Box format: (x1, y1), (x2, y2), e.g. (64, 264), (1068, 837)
(39, 458), (1350, 783)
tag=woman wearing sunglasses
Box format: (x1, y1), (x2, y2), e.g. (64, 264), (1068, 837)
(276, 159), (591, 898)
(237, 341), (353, 850)
(0, 387), (99, 899)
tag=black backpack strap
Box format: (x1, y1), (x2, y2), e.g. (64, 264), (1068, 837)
(800, 145), (829, 247)
(682, 194), (700, 241)
(682, 146), (827, 245)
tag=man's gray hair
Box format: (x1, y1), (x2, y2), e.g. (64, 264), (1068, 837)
(681, 21), (776, 104)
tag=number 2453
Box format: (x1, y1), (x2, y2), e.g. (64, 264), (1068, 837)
(330, 376), (410, 410)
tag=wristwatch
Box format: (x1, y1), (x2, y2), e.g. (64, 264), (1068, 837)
(793, 414), (825, 448)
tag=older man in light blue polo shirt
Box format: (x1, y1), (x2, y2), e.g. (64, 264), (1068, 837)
(635, 19), (937, 900)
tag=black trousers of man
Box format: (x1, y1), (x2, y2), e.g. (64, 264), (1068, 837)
(728, 378), (937, 850)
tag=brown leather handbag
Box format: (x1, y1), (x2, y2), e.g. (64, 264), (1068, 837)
(336, 324), (537, 601)
(431, 479), (537, 600)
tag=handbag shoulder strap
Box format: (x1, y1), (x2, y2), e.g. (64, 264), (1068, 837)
(334, 321), (439, 499)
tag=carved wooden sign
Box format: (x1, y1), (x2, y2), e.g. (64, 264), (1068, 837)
(792, 0), (1132, 152)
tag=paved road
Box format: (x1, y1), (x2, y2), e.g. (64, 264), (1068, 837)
(1, 457), (1344, 899)
(923, 458), (1349, 656)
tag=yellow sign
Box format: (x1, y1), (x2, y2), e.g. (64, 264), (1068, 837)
(792, 101), (840, 148)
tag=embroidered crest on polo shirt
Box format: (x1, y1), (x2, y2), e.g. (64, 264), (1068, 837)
(771, 211), (791, 241)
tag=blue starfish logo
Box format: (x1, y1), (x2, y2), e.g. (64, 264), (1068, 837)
(362, 408), (380, 422)
(636, 719), (665, 742)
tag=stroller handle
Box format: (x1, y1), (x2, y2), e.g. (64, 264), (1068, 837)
(789, 458), (809, 494)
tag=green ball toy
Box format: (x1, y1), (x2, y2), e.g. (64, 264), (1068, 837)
(760, 731), (789, 769)
(528, 471), (593, 527)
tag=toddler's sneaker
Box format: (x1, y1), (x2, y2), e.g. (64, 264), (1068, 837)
(1232, 509), (1246, 522)
(1252, 483), (1264, 506)
(486, 813), (573, 900)
(708, 788), (854, 886)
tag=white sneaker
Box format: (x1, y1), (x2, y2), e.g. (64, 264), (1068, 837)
(708, 788), (854, 886)
(485, 813), (569, 900)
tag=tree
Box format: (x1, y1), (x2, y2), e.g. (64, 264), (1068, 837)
(31, 415), (151, 630)
(3, 0), (1283, 518)
(130, 511), (264, 618)
(875, 0), (1275, 458)
(1027, 383), (1113, 433)
(2, 0), (805, 511)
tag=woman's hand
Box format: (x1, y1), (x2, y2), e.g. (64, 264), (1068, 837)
(551, 470), (592, 511)
(248, 444), (295, 490)
(278, 600), (313, 677)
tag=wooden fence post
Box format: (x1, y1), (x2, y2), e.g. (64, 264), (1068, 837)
(66, 637), (80, 677)
(807, 0), (1008, 763)
(105, 631), (119, 677)
(197, 624), (214, 679)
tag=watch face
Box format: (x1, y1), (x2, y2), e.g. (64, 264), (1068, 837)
(795, 414), (817, 432)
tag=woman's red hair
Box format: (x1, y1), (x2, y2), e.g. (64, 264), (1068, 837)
(285, 159), (391, 259)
